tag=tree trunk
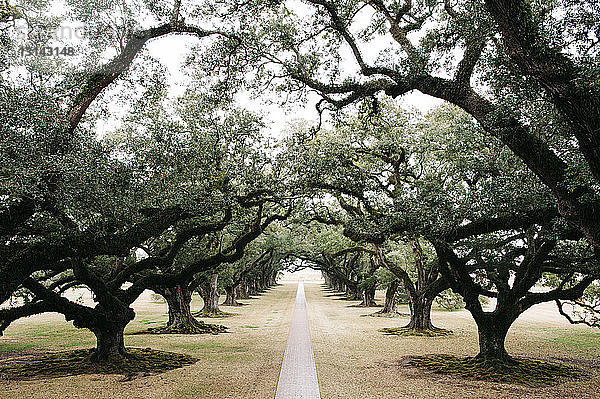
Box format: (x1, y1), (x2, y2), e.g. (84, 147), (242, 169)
(223, 284), (241, 306)
(472, 313), (515, 362)
(89, 305), (134, 363)
(260, 271), (267, 290)
(323, 273), (331, 287)
(359, 287), (377, 307)
(164, 285), (204, 331)
(165, 285), (191, 327)
(151, 285), (223, 334)
(378, 280), (399, 314)
(91, 322), (127, 362)
(249, 280), (258, 296)
(239, 282), (250, 299)
(405, 294), (436, 330)
(349, 285), (361, 300)
(201, 273), (221, 314)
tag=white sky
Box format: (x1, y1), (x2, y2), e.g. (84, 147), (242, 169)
(12, 0), (445, 138)
(143, 18), (444, 140)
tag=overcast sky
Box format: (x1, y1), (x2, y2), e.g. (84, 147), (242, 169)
(15, 0), (446, 139)
(143, 29), (444, 139)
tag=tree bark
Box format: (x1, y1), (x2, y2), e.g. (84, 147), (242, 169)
(151, 283), (226, 334)
(163, 285), (204, 331)
(88, 305), (134, 362)
(380, 280), (399, 314)
(349, 286), (361, 300)
(359, 287), (377, 307)
(223, 284), (241, 306)
(405, 294), (435, 330)
(91, 322), (127, 362)
(473, 315), (513, 362)
(200, 273), (221, 314)
(239, 282), (250, 299)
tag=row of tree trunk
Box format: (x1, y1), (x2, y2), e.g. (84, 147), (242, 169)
(323, 271), (439, 331)
(154, 268), (280, 335)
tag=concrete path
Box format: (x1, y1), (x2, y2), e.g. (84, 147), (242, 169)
(274, 282), (321, 399)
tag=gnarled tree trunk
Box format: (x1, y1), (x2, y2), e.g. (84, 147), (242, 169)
(164, 285), (207, 332)
(470, 308), (517, 362)
(359, 287), (377, 307)
(89, 305), (134, 363)
(476, 323), (511, 362)
(374, 241), (448, 332)
(223, 284), (241, 306)
(91, 322), (127, 362)
(405, 294), (435, 330)
(200, 273), (221, 314)
(152, 284), (225, 334)
(374, 280), (399, 316)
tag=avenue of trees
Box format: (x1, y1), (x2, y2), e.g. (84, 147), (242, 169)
(1, 0), (599, 377)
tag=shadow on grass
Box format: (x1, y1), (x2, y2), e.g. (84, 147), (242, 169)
(192, 310), (236, 318)
(0, 348), (197, 380)
(362, 312), (410, 318)
(131, 322), (228, 335)
(347, 303), (382, 308)
(380, 327), (452, 336)
(221, 302), (250, 307)
(324, 293), (347, 298)
(407, 354), (582, 386)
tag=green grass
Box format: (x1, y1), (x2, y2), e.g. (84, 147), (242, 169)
(137, 319), (161, 325)
(240, 325), (259, 329)
(0, 342), (36, 352)
(531, 327), (600, 356)
(1, 323), (95, 354)
(547, 332), (600, 350)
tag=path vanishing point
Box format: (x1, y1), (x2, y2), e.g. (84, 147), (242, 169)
(274, 282), (321, 399)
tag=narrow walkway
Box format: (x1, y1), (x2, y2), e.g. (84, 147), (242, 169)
(274, 282), (321, 399)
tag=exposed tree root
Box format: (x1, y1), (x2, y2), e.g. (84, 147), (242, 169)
(368, 311), (409, 318)
(380, 326), (453, 336)
(0, 348), (197, 380)
(348, 303), (380, 308)
(409, 354), (581, 386)
(141, 322), (227, 335)
(192, 310), (236, 318)
(221, 302), (248, 307)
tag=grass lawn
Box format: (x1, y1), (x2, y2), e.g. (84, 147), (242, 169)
(0, 286), (294, 399)
(306, 284), (600, 399)
(1, 282), (599, 398)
